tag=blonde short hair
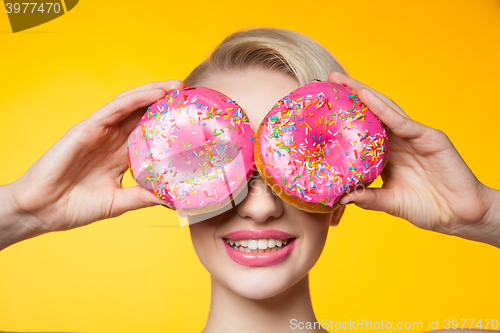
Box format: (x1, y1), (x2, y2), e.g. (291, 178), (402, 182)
(184, 27), (349, 86)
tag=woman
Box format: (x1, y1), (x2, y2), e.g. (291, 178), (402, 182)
(0, 28), (498, 332)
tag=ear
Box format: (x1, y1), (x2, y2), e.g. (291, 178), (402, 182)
(329, 205), (345, 227)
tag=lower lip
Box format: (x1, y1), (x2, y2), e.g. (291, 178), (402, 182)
(223, 239), (296, 267)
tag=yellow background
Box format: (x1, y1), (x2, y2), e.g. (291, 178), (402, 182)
(1, 0), (499, 332)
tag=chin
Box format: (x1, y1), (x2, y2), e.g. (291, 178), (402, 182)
(224, 278), (294, 300)
(217, 264), (302, 300)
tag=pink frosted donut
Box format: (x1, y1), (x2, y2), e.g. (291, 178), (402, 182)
(255, 81), (389, 213)
(127, 86), (255, 214)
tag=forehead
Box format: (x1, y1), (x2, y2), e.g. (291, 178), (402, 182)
(197, 67), (300, 132)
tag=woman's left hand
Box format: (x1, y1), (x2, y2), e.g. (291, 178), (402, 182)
(328, 71), (499, 248)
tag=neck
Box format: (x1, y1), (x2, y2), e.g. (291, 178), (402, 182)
(202, 274), (325, 332)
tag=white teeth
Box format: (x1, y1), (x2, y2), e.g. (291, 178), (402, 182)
(257, 239), (268, 249)
(225, 238), (293, 253)
(248, 240), (258, 250)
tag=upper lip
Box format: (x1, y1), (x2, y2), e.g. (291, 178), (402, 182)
(222, 229), (296, 241)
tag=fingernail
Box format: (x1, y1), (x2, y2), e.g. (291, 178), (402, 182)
(340, 201), (357, 206)
(161, 204), (170, 208)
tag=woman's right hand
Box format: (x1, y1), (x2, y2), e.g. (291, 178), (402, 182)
(0, 80), (184, 250)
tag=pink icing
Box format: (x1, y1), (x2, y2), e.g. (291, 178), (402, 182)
(127, 86), (255, 211)
(258, 81), (389, 207)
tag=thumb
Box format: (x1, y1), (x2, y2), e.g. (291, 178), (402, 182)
(110, 186), (166, 217)
(339, 187), (397, 214)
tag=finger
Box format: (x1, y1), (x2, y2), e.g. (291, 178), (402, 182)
(328, 71), (410, 119)
(357, 87), (426, 139)
(119, 106), (149, 138)
(91, 88), (172, 127)
(117, 82), (185, 142)
(114, 80), (184, 99)
(110, 185), (165, 217)
(339, 187), (398, 216)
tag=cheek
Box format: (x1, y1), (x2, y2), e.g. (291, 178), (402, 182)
(305, 219), (330, 258)
(313, 222), (330, 258)
(293, 210), (333, 268)
(188, 220), (220, 269)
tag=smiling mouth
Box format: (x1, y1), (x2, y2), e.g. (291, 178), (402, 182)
(223, 238), (295, 253)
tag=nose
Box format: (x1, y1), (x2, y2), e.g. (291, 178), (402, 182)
(236, 171), (284, 223)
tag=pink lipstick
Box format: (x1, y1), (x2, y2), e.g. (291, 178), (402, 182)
(222, 229), (296, 267)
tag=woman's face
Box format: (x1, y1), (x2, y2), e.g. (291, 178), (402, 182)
(188, 67), (345, 300)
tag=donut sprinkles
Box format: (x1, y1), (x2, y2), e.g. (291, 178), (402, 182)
(258, 81), (389, 208)
(127, 86), (255, 212)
